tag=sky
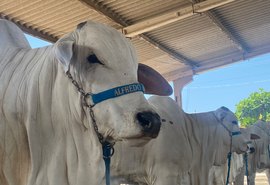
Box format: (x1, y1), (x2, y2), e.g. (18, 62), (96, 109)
(25, 34), (270, 114)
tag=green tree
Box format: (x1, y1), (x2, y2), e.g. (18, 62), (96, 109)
(235, 88), (270, 127)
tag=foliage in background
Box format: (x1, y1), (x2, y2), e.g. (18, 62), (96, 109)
(235, 88), (270, 127)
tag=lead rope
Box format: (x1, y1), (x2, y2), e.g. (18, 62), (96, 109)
(89, 107), (114, 185)
(66, 71), (114, 185)
(244, 152), (250, 185)
(217, 117), (240, 185)
(226, 136), (233, 185)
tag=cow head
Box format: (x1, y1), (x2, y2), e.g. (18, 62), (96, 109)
(214, 107), (259, 154)
(53, 21), (172, 142)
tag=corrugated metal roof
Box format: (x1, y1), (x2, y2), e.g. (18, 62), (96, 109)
(214, 0), (270, 49)
(1, 0), (270, 81)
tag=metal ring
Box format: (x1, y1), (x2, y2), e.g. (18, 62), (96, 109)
(84, 93), (95, 108)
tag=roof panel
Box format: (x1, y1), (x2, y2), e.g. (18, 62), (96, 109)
(0, 0), (120, 39)
(1, 0), (270, 81)
(95, 0), (190, 23)
(213, 0), (270, 50)
(146, 14), (240, 62)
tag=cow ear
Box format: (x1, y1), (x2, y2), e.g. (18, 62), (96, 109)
(250, 133), (260, 140)
(55, 39), (74, 72)
(138, 63), (172, 96)
(214, 108), (227, 121)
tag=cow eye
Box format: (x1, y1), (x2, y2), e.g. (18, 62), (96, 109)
(232, 121), (238, 125)
(87, 54), (103, 65)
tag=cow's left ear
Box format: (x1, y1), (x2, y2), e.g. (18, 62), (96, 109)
(214, 107), (228, 121)
(138, 63), (172, 96)
(250, 133), (260, 140)
(54, 38), (74, 72)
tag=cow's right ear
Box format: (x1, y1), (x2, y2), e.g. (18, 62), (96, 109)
(55, 39), (74, 72)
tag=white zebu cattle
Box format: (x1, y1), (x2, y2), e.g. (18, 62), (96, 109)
(209, 121), (267, 185)
(233, 121), (270, 185)
(0, 19), (172, 185)
(107, 96), (254, 185)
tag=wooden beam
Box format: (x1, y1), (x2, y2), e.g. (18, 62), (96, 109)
(163, 67), (194, 82)
(164, 45), (270, 81)
(194, 45), (270, 74)
(121, 0), (236, 37)
(79, 0), (198, 68)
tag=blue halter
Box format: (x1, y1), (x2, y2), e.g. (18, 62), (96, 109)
(86, 83), (144, 185)
(66, 71), (146, 185)
(89, 83), (145, 106)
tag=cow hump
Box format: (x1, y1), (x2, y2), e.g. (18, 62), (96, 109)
(0, 19), (31, 49)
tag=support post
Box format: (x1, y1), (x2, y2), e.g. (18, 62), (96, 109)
(173, 75), (193, 107)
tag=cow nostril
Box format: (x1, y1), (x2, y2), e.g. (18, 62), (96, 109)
(136, 111), (161, 138)
(137, 112), (152, 130)
(249, 147), (255, 153)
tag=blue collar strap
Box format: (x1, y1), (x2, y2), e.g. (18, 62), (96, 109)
(90, 83), (145, 105)
(231, 131), (241, 136)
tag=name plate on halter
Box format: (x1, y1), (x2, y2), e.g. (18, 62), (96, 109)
(91, 83), (145, 105)
(114, 83), (144, 96)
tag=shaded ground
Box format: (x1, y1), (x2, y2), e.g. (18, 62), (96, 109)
(244, 173), (268, 185)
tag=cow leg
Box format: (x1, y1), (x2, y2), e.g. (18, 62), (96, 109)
(248, 173), (256, 185)
(233, 167), (245, 185)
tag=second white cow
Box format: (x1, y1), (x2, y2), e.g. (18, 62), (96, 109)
(233, 121), (270, 185)
(107, 96), (255, 185)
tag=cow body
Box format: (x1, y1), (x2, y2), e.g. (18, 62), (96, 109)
(233, 121), (270, 185)
(108, 96), (251, 185)
(209, 121), (269, 185)
(0, 20), (166, 185)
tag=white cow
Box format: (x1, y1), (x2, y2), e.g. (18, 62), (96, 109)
(0, 19), (172, 185)
(233, 121), (270, 185)
(107, 96), (255, 185)
(209, 121), (269, 185)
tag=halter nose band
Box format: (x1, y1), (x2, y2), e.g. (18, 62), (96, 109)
(89, 83), (145, 106)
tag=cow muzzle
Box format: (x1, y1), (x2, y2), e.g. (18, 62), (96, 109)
(247, 143), (255, 154)
(136, 111), (161, 138)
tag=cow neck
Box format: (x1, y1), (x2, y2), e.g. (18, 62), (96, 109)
(185, 113), (224, 160)
(212, 113), (242, 185)
(186, 112), (219, 141)
(185, 112), (226, 185)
